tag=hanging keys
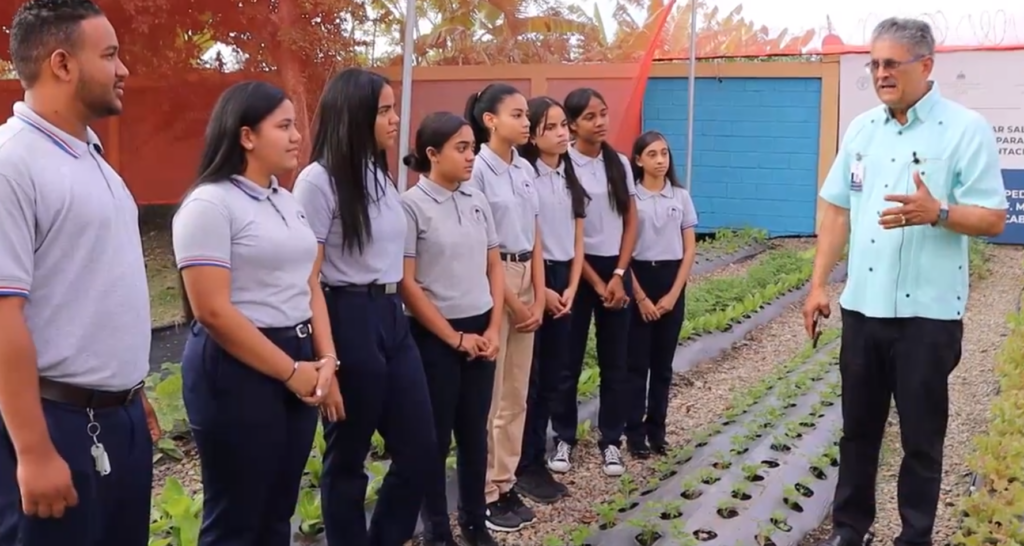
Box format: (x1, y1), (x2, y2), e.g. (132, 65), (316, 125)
(86, 409), (112, 476)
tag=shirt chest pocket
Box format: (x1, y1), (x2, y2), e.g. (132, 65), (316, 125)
(916, 154), (955, 202)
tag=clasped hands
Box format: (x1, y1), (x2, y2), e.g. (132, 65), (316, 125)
(450, 328), (501, 361)
(284, 356), (345, 422)
(878, 171), (942, 229)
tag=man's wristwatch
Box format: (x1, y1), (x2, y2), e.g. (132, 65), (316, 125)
(932, 202), (949, 227)
(612, 268), (626, 278)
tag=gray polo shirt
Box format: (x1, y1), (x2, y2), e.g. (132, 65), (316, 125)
(633, 183), (699, 261)
(465, 145), (539, 255)
(0, 102), (150, 391)
(568, 146), (636, 257)
(293, 162), (405, 285)
(532, 160), (579, 262)
(402, 176), (498, 320)
(172, 176), (317, 328)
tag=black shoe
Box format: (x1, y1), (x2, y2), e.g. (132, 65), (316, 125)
(503, 489), (536, 525)
(649, 439), (669, 456)
(814, 532), (859, 546)
(515, 466), (568, 504)
(627, 440), (652, 459)
(460, 523), (499, 546)
(484, 495), (523, 532)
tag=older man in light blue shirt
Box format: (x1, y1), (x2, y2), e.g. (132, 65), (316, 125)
(804, 17), (1007, 546)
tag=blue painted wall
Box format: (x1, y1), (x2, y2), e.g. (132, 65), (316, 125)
(643, 77), (822, 236)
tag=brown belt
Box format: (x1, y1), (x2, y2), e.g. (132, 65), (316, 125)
(39, 378), (144, 409)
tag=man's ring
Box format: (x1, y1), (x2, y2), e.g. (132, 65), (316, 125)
(899, 214), (906, 226)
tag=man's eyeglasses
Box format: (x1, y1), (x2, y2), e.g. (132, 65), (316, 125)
(864, 55), (928, 73)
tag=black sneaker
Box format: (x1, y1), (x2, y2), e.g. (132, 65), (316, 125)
(515, 466), (568, 504)
(503, 489), (536, 526)
(484, 495), (523, 532)
(649, 439), (669, 456)
(460, 522), (499, 546)
(627, 440), (652, 459)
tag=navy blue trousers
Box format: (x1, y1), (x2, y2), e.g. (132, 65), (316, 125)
(319, 288), (436, 546)
(625, 260), (685, 447)
(411, 311), (495, 533)
(551, 254), (633, 450)
(519, 260), (572, 471)
(0, 395), (152, 546)
(182, 322), (319, 546)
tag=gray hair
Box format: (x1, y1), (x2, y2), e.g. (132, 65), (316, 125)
(871, 17), (936, 57)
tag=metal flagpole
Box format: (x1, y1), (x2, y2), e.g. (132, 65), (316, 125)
(396, 0), (417, 192)
(684, 0), (697, 192)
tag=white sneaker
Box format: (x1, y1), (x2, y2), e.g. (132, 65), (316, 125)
(602, 445), (626, 477)
(547, 441), (573, 474)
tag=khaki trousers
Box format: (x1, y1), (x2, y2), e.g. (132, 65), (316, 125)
(484, 260), (536, 503)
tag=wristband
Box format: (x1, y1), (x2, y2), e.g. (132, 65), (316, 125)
(320, 353), (340, 370)
(284, 361), (299, 383)
(456, 332), (465, 350)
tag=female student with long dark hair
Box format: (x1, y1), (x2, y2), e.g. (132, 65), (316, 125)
(548, 87), (638, 478)
(292, 68), (436, 546)
(625, 131), (697, 458)
(463, 83), (546, 532)
(514, 96), (587, 503)
(400, 111), (505, 546)
(173, 81), (335, 545)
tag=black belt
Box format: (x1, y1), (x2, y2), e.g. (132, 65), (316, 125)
(544, 259), (571, 266)
(39, 378), (144, 409)
(260, 321), (314, 339)
(323, 283), (399, 296)
(500, 252), (532, 263)
(634, 259), (682, 267)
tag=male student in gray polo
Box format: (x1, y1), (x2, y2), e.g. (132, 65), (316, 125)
(0, 2), (159, 546)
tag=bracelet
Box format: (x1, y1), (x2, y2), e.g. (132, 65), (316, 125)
(319, 353), (340, 370)
(455, 332), (464, 350)
(284, 361), (299, 383)
(637, 296), (647, 303)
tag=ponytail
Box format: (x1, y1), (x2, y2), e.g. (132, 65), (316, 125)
(600, 142), (630, 215)
(464, 83), (521, 154)
(563, 156), (589, 219)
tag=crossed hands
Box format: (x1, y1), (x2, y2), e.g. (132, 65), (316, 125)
(452, 328), (501, 361)
(285, 357), (345, 422)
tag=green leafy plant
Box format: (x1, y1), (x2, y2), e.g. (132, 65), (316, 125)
(731, 480), (751, 500)
(716, 498), (740, 519)
(680, 476), (702, 500)
(627, 508), (663, 546)
(594, 500), (620, 530)
(659, 499), (684, 520)
(770, 510), (792, 532)
(543, 533), (563, 546)
(295, 488), (323, 535)
(782, 484), (804, 512)
(566, 525), (592, 546)
(149, 477), (202, 546)
(696, 467), (719, 485)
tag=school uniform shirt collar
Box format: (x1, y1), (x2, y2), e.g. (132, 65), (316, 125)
(416, 175), (471, 203)
(568, 144), (603, 168)
(230, 175), (281, 201)
(11, 101), (102, 159)
(881, 81), (942, 126)
(636, 180), (674, 200)
(477, 144), (525, 177)
(535, 158), (565, 178)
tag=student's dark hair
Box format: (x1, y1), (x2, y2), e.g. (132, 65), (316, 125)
(464, 83), (521, 154)
(311, 67), (392, 254)
(518, 96), (589, 219)
(179, 80), (289, 322)
(631, 130), (682, 188)
(9, 0), (104, 88)
(563, 87), (630, 216)
(402, 111), (470, 174)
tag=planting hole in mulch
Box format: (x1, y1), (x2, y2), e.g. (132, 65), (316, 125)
(634, 531), (663, 546)
(721, 419), (735, 426)
(681, 488), (702, 500)
(639, 487), (657, 497)
(716, 506), (740, 519)
(830, 457), (840, 467)
(770, 442), (792, 453)
(799, 420), (816, 428)
(783, 402), (798, 409)
(731, 490), (752, 501)
(700, 475), (720, 485)
(756, 536), (778, 546)
(822, 400), (835, 406)
(712, 460), (731, 470)
(659, 509), (683, 520)
(618, 501), (639, 513)
(695, 440), (709, 448)
(771, 518), (793, 532)
(694, 528), (718, 541)
(795, 482), (814, 497)
(786, 431), (804, 439)
(761, 459), (780, 468)
(810, 465), (828, 480)
(659, 470), (678, 480)
(745, 473), (765, 483)
(730, 447), (749, 455)
(784, 498), (804, 512)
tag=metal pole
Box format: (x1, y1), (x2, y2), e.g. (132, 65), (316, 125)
(684, 0), (697, 192)
(396, 0), (416, 192)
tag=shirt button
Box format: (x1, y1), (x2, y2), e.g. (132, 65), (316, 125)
(871, 239), (875, 243)
(868, 267), (873, 272)
(905, 293), (910, 298)
(957, 296), (961, 300)
(891, 158), (896, 162)
(897, 130), (903, 135)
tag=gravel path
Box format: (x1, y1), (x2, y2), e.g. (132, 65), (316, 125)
(482, 278), (847, 545)
(799, 245), (1023, 546)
